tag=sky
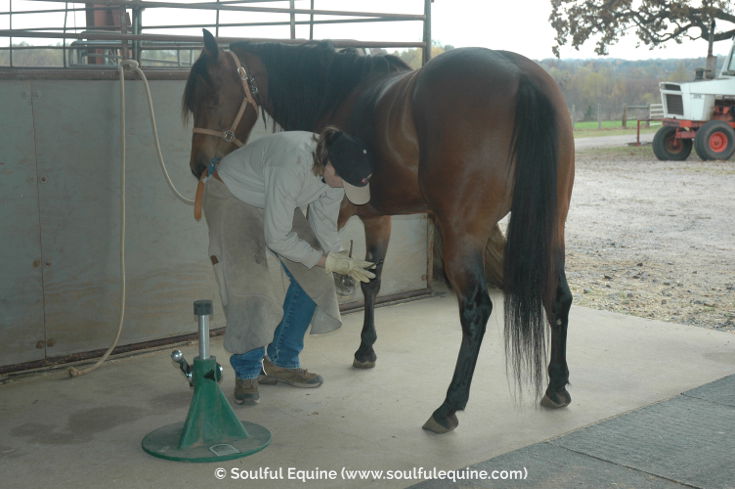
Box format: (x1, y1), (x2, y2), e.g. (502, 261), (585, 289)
(2, 0), (732, 60)
(307, 0), (732, 60)
(430, 0), (731, 60)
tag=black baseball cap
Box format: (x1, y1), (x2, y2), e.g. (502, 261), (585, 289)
(327, 132), (373, 205)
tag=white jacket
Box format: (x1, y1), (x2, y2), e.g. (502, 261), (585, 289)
(217, 131), (344, 268)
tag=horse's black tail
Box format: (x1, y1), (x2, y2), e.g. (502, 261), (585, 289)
(503, 74), (559, 399)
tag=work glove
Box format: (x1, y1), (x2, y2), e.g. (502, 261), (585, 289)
(324, 251), (376, 283)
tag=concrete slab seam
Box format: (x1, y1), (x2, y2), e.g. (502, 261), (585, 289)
(546, 440), (702, 489)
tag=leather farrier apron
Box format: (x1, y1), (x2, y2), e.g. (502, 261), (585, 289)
(203, 177), (342, 354)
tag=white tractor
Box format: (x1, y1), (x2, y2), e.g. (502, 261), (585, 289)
(653, 40), (735, 161)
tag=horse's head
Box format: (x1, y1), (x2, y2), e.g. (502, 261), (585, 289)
(182, 29), (261, 179)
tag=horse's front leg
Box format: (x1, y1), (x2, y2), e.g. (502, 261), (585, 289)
(352, 214), (392, 369)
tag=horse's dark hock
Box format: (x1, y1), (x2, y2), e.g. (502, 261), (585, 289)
(183, 30), (575, 433)
(542, 266), (573, 408)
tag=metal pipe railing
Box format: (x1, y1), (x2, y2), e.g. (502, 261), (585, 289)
(12, 0), (424, 21)
(0, 30), (425, 48)
(1, 0), (430, 69)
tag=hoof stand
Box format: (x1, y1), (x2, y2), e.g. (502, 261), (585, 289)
(422, 413), (459, 434)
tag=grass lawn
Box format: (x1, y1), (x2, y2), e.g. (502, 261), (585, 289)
(575, 143), (654, 158)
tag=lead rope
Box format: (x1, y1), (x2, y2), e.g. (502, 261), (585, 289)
(125, 60), (195, 205)
(68, 63), (129, 377)
(69, 60), (195, 377)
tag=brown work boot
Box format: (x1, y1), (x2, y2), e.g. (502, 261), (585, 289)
(234, 377), (260, 405)
(259, 358), (323, 388)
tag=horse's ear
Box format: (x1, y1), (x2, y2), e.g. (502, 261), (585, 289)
(202, 29), (219, 60)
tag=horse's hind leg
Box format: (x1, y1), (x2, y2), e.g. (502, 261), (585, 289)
(423, 230), (491, 434)
(542, 259), (573, 408)
(353, 215), (392, 369)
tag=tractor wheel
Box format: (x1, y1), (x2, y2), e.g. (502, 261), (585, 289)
(694, 120), (735, 160)
(652, 126), (692, 161)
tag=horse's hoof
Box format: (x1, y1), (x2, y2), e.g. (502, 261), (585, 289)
(540, 389), (571, 409)
(422, 413), (459, 434)
(352, 358), (375, 369)
(353, 350), (376, 369)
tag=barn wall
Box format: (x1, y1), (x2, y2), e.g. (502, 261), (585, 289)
(0, 78), (430, 369)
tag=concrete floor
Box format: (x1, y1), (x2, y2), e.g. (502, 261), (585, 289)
(1, 292), (734, 489)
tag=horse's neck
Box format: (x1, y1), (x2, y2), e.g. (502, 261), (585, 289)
(248, 46), (412, 133)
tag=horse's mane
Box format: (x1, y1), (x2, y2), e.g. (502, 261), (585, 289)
(230, 41), (411, 131)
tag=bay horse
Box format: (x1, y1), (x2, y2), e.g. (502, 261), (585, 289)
(183, 29), (575, 434)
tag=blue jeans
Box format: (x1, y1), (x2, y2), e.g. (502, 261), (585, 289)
(230, 267), (316, 379)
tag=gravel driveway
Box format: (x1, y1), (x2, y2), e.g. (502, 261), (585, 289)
(566, 141), (735, 333)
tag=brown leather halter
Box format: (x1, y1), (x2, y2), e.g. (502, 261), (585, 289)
(193, 50), (259, 220)
(192, 50), (259, 153)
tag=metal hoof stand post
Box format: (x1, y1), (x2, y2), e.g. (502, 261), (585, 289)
(142, 300), (271, 462)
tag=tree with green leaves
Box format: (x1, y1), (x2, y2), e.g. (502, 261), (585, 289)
(550, 0), (735, 61)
